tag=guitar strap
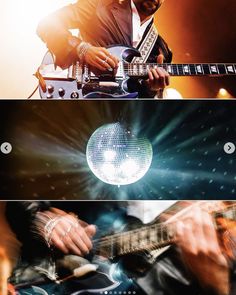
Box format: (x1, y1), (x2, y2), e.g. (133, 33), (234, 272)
(132, 23), (165, 98)
(132, 23), (158, 64)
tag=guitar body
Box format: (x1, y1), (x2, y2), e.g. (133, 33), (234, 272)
(12, 216), (167, 295)
(13, 258), (144, 295)
(38, 46), (140, 99)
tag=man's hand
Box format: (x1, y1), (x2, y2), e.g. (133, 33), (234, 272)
(36, 210), (96, 257)
(79, 46), (119, 72)
(49, 214), (96, 256)
(145, 54), (170, 91)
(176, 205), (230, 295)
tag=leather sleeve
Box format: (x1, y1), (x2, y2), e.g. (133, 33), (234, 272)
(36, 0), (96, 68)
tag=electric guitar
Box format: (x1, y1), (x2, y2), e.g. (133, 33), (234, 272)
(14, 202), (236, 295)
(37, 45), (236, 99)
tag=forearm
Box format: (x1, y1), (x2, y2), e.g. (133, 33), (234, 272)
(37, 4), (83, 68)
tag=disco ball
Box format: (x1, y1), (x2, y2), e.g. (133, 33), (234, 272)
(86, 123), (153, 185)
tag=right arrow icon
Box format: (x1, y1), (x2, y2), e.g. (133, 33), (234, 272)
(224, 142), (235, 154)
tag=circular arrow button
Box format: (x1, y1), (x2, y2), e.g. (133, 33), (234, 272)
(0, 142), (12, 154)
(224, 142), (235, 154)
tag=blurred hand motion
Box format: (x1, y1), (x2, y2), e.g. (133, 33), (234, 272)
(34, 208), (96, 257)
(176, 203), (230, 295)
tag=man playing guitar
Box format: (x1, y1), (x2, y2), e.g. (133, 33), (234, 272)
(37, 0), (171, 98)
(5, 201), (235, 295)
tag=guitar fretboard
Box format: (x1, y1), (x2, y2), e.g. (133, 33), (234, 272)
(95, 204), (236, 259)
(96, 222), (175, 259)
(126, 63), (236, 77)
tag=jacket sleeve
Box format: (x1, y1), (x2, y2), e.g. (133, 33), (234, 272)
(6, 201), (51, 245)
(37, 0), (95, 68)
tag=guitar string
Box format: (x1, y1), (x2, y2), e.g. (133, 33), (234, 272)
(90, 205), (236, 258)
(123, 63), (236, 75)
(92, 222), (177, 256)
(92, 204), (236, 254)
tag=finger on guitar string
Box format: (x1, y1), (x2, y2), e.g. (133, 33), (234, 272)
(201, 210), (228, 265)
(84, 46), (118, 71)
(176, 205), (229, 264)
(147, 69), (157, 82)
(175, 205), (208, 255)
(99, 48), (119, 67)
(53, 224), (88, 256)
(84, 224), (97, 238)
(154, 67), (165, 88)
(175, 205), (230, 295)
(48, 219), (81, 255)
(156, 53), (164, 64)
(62, 234), (84, 256)
(158, 67), (170, 86)
(97, 51), (117, 70)
(64, 233), (89, 255)
(76, 221), (97, 245)
(50, 230), (70, 254)
(176, 217), (198, 255)
(147, 68), (166, 90)
(55, 217), (94, 254)
(155, 67), (169, 88)
(72, 226), (94, 252)
(95, 56), (113, 71)
(156, 54), (170, 87)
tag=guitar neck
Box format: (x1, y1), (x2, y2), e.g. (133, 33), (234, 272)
(95, 222), (175, 259)
(95, 204), (236, 259)
(126, 63), (236, 77)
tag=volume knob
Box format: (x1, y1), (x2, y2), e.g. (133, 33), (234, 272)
(47, 85), (54, 94)
(70, 92), (79, 99)
(58, 88), (65, 97)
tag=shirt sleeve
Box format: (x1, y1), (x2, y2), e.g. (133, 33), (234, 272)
(5, 201), (51, 244)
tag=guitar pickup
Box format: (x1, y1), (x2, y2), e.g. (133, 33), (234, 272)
(99, 82), (119, 87)
(68, 62), (83, 83)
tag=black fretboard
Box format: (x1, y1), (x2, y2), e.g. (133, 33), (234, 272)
(126, 63), (236, 77)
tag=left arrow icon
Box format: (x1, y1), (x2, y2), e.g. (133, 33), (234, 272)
(0, 142), (12, 154)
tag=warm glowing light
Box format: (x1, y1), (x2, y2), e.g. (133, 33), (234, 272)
(163, 88), (183, 99)
(8, 1), (72, 29)
(219, 88), (227, 96)
(217, 88), (233, 99)
(0, 0), (73, 98)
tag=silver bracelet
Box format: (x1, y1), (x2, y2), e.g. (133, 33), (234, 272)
(44, 216), (62, 247)
(77, 41), (92, 63)
(44, 215), (79, 247)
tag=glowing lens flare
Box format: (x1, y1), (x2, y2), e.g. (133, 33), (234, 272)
(86, 123), (153, 185)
